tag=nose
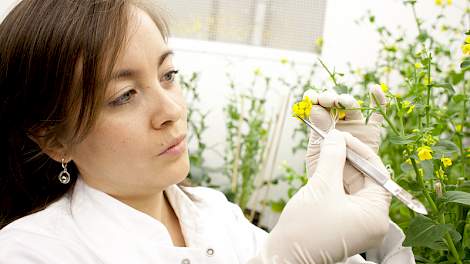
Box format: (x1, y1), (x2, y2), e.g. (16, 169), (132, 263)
(149, 87), (184, 130)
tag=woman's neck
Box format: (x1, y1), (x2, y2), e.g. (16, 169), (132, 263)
(114, 190), (186, 247)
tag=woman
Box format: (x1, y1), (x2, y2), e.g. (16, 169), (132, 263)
(0, 0), (414, 263)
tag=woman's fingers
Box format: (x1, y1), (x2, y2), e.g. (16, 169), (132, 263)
(369, 85), (386, 123)
(311, 129), (346, 193)
(369, 84), (386, 107)
(303, 89), (363, 120)
(337, 94), (363, 120)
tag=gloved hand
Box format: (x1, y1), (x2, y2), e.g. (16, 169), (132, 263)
(249, 130), (392, 264)
(304, 86), (386, 194)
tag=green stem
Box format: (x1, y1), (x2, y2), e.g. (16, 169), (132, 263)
(372, 94), (400, 135)
(396, 99), (405, 136)
(411, 4), (423, 35)
(425, 53), (432, 128)
(459, 79), (467, 179)
(409, 154), (462, 262)
(317, 58), (338, 86)
(409, 156), (438, 213)
(445, 235), (462, 263)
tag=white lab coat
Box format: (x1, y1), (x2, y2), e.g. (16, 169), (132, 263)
(0, 177), (414, 263)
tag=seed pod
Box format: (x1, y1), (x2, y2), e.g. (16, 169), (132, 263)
(434, 181), (443, 199)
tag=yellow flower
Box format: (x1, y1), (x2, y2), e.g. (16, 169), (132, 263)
(417, 146), (433, 160)
(407, 104), (415, 114)
(423, 76), (433, 85)
(402, 100), (411, 108)
(357, 100), (364, 106)
(466, 36), (470, 44)
(338, 110), (346, 120)
(254, 68), (262, 76)
(435, 0), (442, 5)
(315, 37), (324, 47)
(380, 82), (389, 92)
(441, 157), (452, 167)
(414, 63), (423, 69)
(447, 0), (452, 5)
(455, 124), (462, 132)
(280, 57), (288, 64)
(292, 96), (313, 119)
(463, 44), (470, 55)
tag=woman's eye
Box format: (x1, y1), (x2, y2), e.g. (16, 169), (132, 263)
(162, 70), (179, 83)
(109, 89), (137, 107)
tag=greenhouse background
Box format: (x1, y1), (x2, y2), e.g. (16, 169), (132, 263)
(1, 0), (468, 262)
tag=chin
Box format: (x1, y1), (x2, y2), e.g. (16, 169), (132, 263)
(174, 150), (190, 184)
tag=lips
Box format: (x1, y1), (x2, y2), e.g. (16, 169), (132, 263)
(158, 135), (186, 156)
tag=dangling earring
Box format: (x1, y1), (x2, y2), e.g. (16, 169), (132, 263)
(58, 158), (71, 184)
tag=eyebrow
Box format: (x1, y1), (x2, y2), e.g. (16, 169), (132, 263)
(109, 49), (174, 81)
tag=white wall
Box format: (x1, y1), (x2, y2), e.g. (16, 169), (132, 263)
(322, 0), (467, 74)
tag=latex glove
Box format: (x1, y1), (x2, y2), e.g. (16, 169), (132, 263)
(304, 85), (386, 194)
(249, 130), (392, 264)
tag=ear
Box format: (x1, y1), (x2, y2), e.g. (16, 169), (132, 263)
(28, 126), (71, 163)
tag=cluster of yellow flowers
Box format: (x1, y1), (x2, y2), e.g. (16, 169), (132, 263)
(463, 36), (470, 56)
(422, 134), (438, 145)
(292, 96), (313, 119)
(401, 100), (416, 114)
(417, 146), (433, 160)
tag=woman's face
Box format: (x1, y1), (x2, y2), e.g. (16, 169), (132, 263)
(70, 8), (189, 198)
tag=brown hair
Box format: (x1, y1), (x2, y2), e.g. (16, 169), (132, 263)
(0, 0), (171, 228)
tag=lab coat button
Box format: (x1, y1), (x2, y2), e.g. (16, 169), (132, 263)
(181, 258), (191, 264)
(206, 248), (215, 256)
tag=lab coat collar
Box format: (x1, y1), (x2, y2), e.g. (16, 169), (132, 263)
(69, 177), (207, 263)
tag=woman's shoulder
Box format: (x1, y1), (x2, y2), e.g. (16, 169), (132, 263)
(0, 195), (97, 263)
(0, 194), (78, 251)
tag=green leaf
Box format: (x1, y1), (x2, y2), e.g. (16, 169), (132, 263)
(420, 160), (434, 180)
(403, 215), (456, 248)
(461, 57), (470, 71)
(464, 224), (470, 248)
(432, 83), (454, 92)
(443, 191), (470, 206)
(389, 134), (416, 145)
(452, 94), (467, 103)
(270, 199), (286, 213)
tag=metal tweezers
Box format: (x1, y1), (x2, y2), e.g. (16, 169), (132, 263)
(296, 115), (428, 215)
